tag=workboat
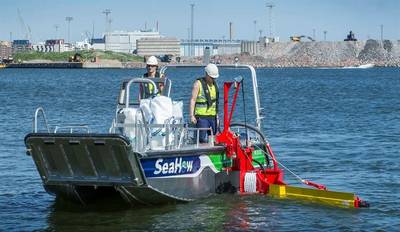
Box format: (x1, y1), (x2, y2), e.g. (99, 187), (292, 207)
(24, 64), (369, 208)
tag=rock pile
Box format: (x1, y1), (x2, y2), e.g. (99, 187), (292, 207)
(181, 40), (400, 67)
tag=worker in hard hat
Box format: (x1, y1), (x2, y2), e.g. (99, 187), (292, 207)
(189, 63), (220, 143)
(142, 55), (164, 98)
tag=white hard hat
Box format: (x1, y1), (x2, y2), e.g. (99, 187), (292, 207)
(205, 63), (219, 78)
(146, 56), (158, 66)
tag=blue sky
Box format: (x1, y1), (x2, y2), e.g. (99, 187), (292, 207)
(0, 0), (399, 42)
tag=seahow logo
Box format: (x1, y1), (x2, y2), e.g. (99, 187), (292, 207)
(141, 156), (201, 177)
(154, 158), (194, 175)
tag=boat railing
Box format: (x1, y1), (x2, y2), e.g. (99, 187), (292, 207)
(111, 122), (214, 152)
(33, 107), (50, 133)
(33, 107), (91, 134)
(159, 64), (263, 129)
(231, 125), (261, 144)
(125, 78), (158, 108)
(184, 127), (214, 148)
(54, 125), (90, 134)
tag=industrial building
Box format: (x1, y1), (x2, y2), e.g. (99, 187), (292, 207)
(32, 39), (65, 53)
(136, 38), (180, 56)
(90, 38), (106, 50)
(180, 39), (241, 57)
(241, 37), (280, 56)
(241, 41), (261, 56)
(104, 30), (161, 53)
(0, 41), (12, 59)
(12, 40), (31, 53)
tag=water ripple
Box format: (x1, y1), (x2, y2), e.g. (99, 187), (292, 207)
(0, 68), (399, 231)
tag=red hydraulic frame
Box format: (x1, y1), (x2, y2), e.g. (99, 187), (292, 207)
(215, 80), (368, 208)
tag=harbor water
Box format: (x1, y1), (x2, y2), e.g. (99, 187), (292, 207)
(0, 67), (399, 231)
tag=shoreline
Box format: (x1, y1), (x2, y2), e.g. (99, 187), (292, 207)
(4, 61), (399, 69)
(4, 39), (400, 69)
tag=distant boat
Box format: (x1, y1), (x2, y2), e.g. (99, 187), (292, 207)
(343, 63), (374, 69)
(358, 63), (375, 69)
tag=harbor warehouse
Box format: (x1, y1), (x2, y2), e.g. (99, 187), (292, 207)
(136, 38), (180, 56)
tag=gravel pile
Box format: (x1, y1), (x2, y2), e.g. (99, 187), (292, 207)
(179, 40), (400, 67)
(260, 40), (400, 67)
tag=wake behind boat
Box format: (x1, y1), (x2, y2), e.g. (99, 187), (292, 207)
(24, 64), (369, 208)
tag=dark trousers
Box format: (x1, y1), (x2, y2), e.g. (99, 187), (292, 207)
(196, 116), (217, 143)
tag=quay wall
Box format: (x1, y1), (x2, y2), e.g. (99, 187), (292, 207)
(7, 62), (83, 68)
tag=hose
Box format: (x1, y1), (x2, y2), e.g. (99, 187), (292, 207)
(230, 125), (327, 190)
(230, 122), (271, 168)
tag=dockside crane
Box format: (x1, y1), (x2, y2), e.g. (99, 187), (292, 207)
(17, 8), (32, 41)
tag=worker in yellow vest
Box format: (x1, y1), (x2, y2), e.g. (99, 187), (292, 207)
(142, 56), (164, 98)
(189, 63), (219, 143)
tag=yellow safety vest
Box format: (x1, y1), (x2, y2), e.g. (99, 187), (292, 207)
(195, 79), (218, 117)
(142, 72), (163, 98)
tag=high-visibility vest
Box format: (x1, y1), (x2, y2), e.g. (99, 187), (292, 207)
(195, 78), (218, 117)
(142, 72), (163, 98)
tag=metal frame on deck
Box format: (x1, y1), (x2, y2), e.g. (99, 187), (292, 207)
(125, 78), (158, 108)
(33, 107), (50, 133)
(159, 64), (263, 129)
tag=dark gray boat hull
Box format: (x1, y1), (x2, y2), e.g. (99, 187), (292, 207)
(25, 133), (239, 205)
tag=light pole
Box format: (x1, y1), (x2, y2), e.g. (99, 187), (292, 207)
(102, 9), (111, 51)
(253, 20), (257, 41)
(102, 9), (111, 32)
(313, 29), (316, 41)
(266, 2), (275, 38)
(54, 24), (59, 39)
(108, 19), (112, 32)
(222, 36), (225, 55)
(65, 17), (73, 44)
(187, 27), (190, 56)
(190, 3), (194, 56)
(229, 22), (233, 41)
